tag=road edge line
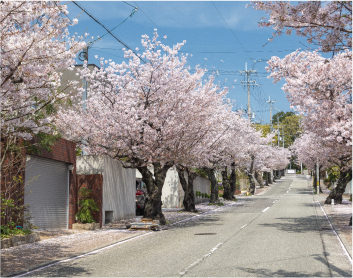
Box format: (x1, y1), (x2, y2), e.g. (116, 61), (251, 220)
(316, 200), (353, 266)
(9, 232), (153, 277)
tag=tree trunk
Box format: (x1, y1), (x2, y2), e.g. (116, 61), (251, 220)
(248, 174), (256, 194)
(255, 171), (264, 188)
(324, 168), (352, 204)
(222, 167), (232, 200)
(349, 216), (352, 226)
(203, 168), (219, 203)
(264, 172), (269, 186)
(247, 155), (256, 194)
(138, 162), (173, 225)
(176, 165), (197, 212)
(229, 164), (237, 199)
(267, 171), (273, 184)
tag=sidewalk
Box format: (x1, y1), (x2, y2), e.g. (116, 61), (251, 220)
(1, 200), (243, 277)
(314, 183), (352, 258)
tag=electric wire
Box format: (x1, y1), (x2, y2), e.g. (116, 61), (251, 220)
(211, 1), (252, 60)
(72, 1), (146, 64)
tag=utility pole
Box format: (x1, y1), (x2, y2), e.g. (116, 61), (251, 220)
(282, 124), (284, 147)
(266, 96), (276, 132)
(316, 158), (320, 194)
(239, 63), (258, 121)
(78, 46), (89, 110)
(78, 46), (89, 155)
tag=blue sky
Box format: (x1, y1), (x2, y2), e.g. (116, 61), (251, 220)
(66, 1), (318, 124)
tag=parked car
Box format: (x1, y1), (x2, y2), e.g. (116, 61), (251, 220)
(136, 180), (148, 215)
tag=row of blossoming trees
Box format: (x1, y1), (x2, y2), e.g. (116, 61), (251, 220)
(54, 31), (290, 224)
(251, 1), (352, 205)
(1, 1), (290, 225)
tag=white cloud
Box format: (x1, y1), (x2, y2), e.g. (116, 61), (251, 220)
(71, 1), (263, 31)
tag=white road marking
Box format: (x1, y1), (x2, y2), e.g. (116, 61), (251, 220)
(14, 232), (154, 277)
(316, 201), (352, 264)
(241, 224), (247, 229)
(286, 191), (289, 193)
(262, 207), (270, 212)
(273, 200), (277, 204)
(179, 243), (223, 275)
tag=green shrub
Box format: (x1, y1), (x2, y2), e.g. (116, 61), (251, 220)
(201, 193), (205, 198)
(76, 188), (100, 224)
(218, 193), (223, 197)
(324, 178), (330, 183)
(1, 224), (31, 239)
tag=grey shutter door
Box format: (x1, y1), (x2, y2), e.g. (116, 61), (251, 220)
(24, 156), (69, 229)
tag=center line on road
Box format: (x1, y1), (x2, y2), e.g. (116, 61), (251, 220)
(262, 207), (270, 212)
(179, 243), (223, 276)
(241, 224), (247, 229)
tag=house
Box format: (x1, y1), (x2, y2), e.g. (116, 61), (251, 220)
(24, 138), (77, 229)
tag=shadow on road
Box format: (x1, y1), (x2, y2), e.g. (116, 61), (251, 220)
(257, 214), (326, 233)
(234, 253), (350, 277)
(21, 262), (93, 277)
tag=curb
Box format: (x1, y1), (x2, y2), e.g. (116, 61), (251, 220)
(318, 200), (352, 259)
(3, 231), (148, 277)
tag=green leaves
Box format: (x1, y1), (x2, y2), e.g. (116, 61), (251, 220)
(75, 188), (100, 224)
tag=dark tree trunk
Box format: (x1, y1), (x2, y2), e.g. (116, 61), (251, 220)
(203, 167), (219, 203)
(325, 168), (352, 204)
(255, 171), (264, 188)
(222, 167), (233, 200)
(248, 174), (256, 194)
(229, 164), (237, 199)
(138, 162), (173, 225)
(264, 172), (269, 186)
(176, 165), (197, 212)
(247, 155), (256, 194)
(267, 171), (273, 184)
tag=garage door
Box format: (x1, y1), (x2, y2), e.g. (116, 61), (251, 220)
(24, 155), (69, 229)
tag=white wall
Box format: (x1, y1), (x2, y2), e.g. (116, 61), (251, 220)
(192, 175), (211, 204)
(76, 155), (136, 224)
(102, 156), (136, 223)
(136, 167), (211, 208)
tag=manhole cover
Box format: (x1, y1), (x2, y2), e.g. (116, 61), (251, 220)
(194, 233), (217, 235)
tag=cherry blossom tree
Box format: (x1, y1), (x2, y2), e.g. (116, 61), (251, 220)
(1, 1), (86, 140)
(250, 1), (352, 53)
(55, 30), (234, 224)
(292, 132), (351, 202)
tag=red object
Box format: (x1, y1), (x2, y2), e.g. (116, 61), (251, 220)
(136, 190), (144, 195)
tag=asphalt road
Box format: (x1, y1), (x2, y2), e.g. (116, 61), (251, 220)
(18, 175), (352, 277)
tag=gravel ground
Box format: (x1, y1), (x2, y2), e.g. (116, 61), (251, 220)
(0, 198), (245, 277)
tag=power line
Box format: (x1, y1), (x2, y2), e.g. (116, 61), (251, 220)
(72, 1), (146, 64)
(211, 1), (252, 60)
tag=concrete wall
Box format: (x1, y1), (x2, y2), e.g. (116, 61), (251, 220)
(136, 167), (211, 208)
(102, 156), (135, 223)
(345, 180), (352, 194)
(136, 166), (180, 208)
(192, 175), (211, 205)
(77, 155), (136, 224)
